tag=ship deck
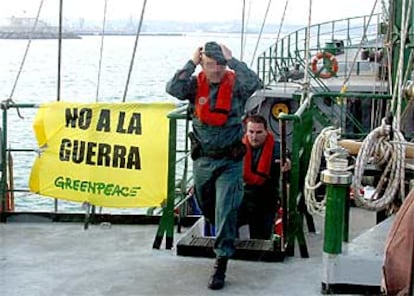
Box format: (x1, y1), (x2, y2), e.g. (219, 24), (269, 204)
(0, 207), (389, 296)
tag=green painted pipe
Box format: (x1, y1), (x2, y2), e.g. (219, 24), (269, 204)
(323, 184), (348, 254)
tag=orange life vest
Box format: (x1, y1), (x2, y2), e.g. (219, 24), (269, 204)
(195, 70), (236, 126)
(243, 132), (275, 185)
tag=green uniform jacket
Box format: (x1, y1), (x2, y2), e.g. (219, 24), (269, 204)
(166, 58), (261, 152)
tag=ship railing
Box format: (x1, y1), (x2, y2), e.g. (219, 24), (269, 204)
(0, 102), (195, 233)
(257, 13), (383, 88)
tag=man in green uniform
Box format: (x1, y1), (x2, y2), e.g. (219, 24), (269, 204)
(166, 41), (261, 290)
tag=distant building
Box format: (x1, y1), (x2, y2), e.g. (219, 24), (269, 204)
(0, 16), (80, 39)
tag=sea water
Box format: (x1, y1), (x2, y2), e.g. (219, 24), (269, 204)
(0, 33), (274, 213)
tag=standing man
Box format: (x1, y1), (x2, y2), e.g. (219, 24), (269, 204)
(239, 115), (290, 239)
(166, 41), (261, 290)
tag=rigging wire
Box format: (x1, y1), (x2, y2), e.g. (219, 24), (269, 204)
(248, 0), (290, 70)
(240, 0), (246, 61)
(122, 0), (147, 103)
(300, 0), (313, 104)
(371, 11), (387, 130)
(96, 0), (109, 102)
(8, 0), (44, 103)
(381, 0), (390, 19)
(57, 0), (63, 102)
(392, 0), (412, 203)
(273, 0), (289, 51)
(55, 0), (63, 212)
(340, 1), (380, 88)
(241, 1), (252, 57)
(400, 51), (414, 123)
(391, 0), (412, 130)
(7, 0), (45, 119)
(384, 0), (394, 117)
(339, 0), (378, 129)
(248, 0), (272, 68)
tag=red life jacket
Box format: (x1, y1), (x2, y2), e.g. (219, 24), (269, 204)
(243, 132), (275, 185)
(195, 70), (236, 126)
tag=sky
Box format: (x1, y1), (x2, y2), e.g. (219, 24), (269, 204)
(0, 0), (381, 25)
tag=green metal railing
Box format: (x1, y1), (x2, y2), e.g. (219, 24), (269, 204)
(257, 14), (382, 87)
(0, 103), (193, 226)
(153, 105), (192, 249)
(278, 90), (393, 255)
(0, 103), (38, 214)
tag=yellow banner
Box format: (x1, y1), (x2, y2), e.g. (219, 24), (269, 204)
(29, 101), (176, 208)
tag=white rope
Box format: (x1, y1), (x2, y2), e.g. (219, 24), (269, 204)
(304, 126), (342, 216)
(351, 118), (406, 210)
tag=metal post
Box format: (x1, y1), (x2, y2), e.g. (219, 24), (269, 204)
(321, 148), (352, 254)
(153, 113), (177, 250)
(0, 107), (8, 217)
(323, 183), (349, 254)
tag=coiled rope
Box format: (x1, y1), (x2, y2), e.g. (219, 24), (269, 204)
(303, 0), (410, 216)
(351, 0), (412, 211)
(304, 126), (343, 216)
(351, 118), (405, 211)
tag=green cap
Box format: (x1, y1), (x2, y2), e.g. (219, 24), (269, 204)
(203, 41), (226, 65)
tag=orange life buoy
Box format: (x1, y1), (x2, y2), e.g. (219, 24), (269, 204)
(311, 51), (339, 79)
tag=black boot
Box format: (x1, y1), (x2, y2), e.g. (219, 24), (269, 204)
(208, 257), (228, 290)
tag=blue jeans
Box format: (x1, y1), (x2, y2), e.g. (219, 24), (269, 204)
(193, 157), (243, 258)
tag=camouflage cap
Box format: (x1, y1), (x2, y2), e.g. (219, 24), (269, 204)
(203, 41), (227, 65)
